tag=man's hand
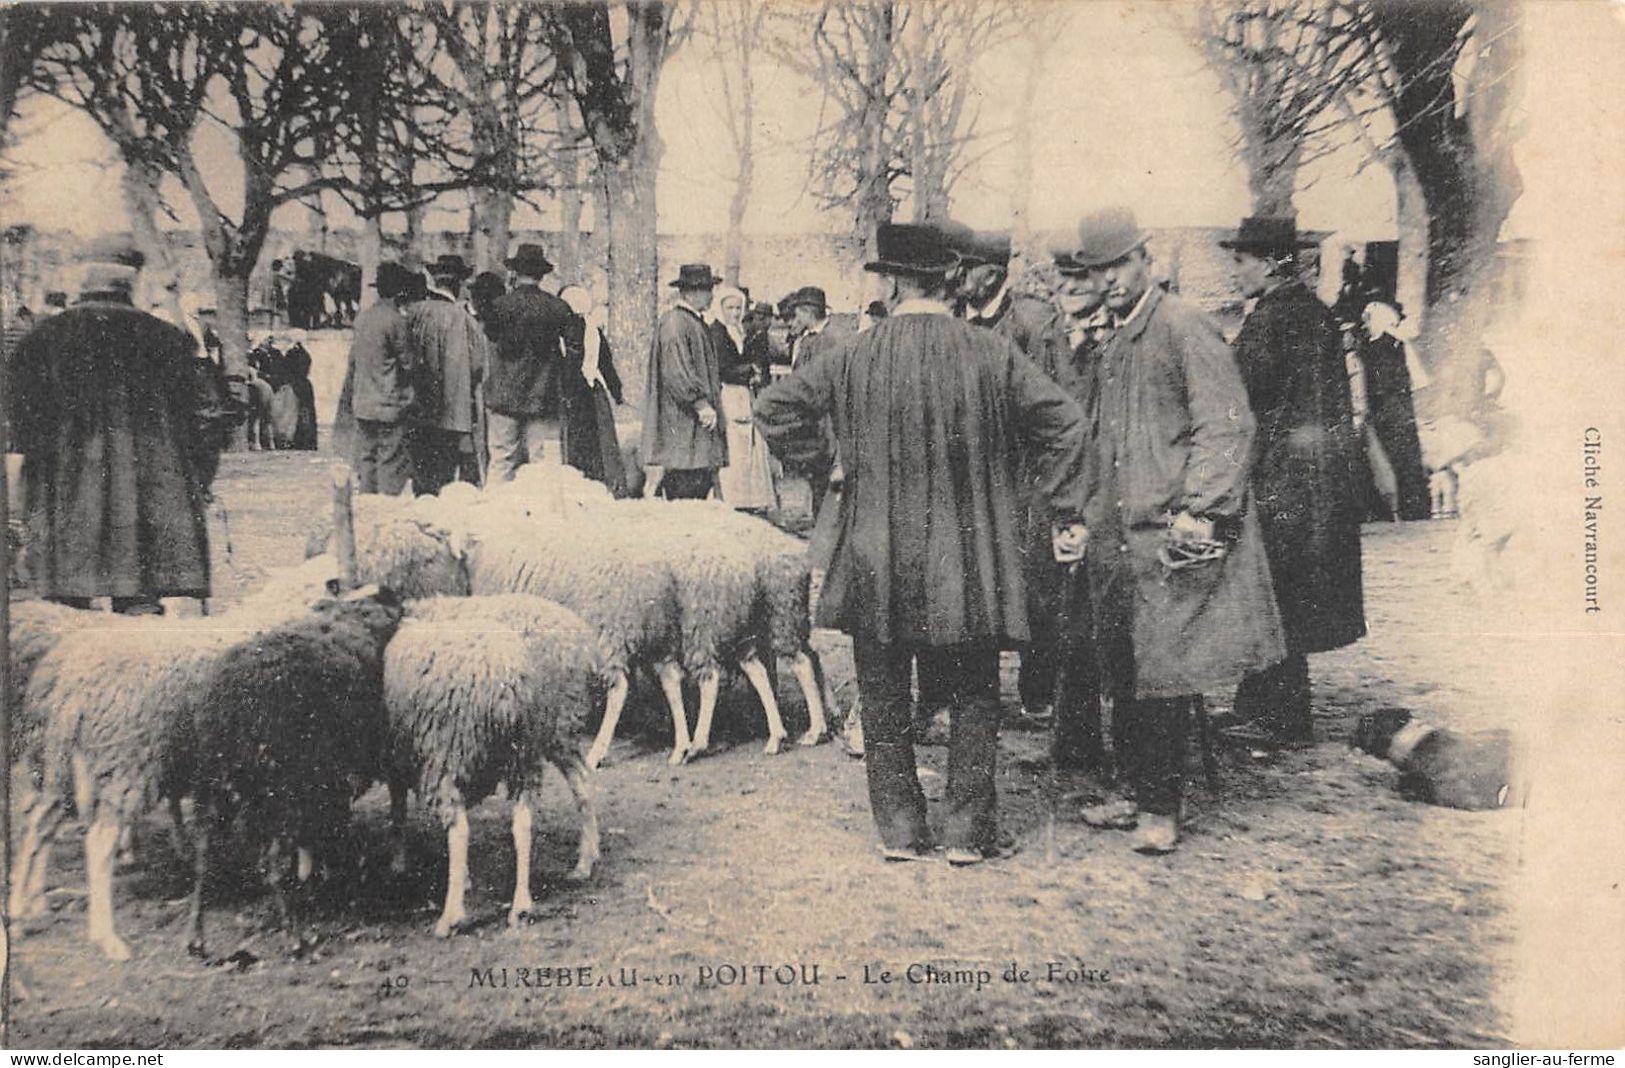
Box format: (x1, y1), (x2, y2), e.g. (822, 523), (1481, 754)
(696, 403), (719, 430)
(1052, 521), (1088, 564)
(581, 360), (607, 391)
(1168, 511), (1215, 544)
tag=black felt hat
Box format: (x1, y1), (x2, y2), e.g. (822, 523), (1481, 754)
(668, 263), (724, 289)
(784, 286), (828, 314)
(1071, 207), (1151, 268)
(1219, 216), (1318, 255)
(428, 253), (473, 280)
(863, 223), (958, 276)
(505, 243), (555, 277)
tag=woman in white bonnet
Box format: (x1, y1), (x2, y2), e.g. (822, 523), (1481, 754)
(706, 285), (776, 511)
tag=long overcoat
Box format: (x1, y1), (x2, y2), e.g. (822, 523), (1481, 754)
(1084, 287), (1285, 698)
(642, 304), (727, 471)
(7, 295), (218, 600)
(1232, 282), (1367, 654)
(755, 306), (1088, 647)
(406, 298), (488, 434)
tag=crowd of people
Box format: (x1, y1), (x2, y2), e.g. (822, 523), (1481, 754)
(751, 209), (1377, 859)
(3, 210), (1460, 862)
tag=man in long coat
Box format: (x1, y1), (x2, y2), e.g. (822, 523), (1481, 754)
(344, 260), (418, 494)
(484, 243), (580, 481)
(1222, 217), (1366, 747)
(407, 254), (488, 492)
(782, 285), (851, 519)
(643, 263), (728, 500)
(1071, 207), (1286, 853)
(755, 223), (1089, 866)
(7, 235), (224, 612)
(942, 223), (1076, 730)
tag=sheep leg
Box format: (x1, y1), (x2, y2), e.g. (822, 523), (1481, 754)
(167, 795), (193, 863)
(186, 800), (219, 959)
(791, 649), (832, 747)
(585, 670), (630, 771)
(560, 754), (600, 881)
(297, 846), (315, 883)
(388, 774), (411, 875)
(433, 805), (470, 938)
(84, 809), (131, 962)
(508, 794), (536, 927)
(263, 838), (292, 927)
(687, 666), (725, 760)
(737, 653), (789, 754)
(11, 795), (64, 920)
(655, 660), (692, 766)
(115, 822), (137, 869)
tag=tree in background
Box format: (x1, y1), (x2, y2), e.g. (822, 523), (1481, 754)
(1191, 0), (1368, 216)
(26, 5), (218, 327)
(774, 1), (1016, 259)
(691, 0), (771, 283)
(540, 0), (687, 404)
(424, 1), (565, 273)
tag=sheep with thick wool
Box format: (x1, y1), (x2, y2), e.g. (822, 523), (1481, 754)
(600, 499), (840, 754)
(462, 517), (691, 767)
(15, 611), (276, 958)
(184, 586), (405, 958)
(10, 584), (398, 961)
(382, 594), (603, 936)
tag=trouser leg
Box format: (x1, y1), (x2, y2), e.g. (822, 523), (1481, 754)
(356, 420), (411, 495)
(1122, 696), (1188, 816)
(486, 412), (525, 482)
(522, 417), (561, 467)
(111, 596), (163, 616)
(852, 639), (929, 851)
(1050, 569), (1102, 773)
(1233, 652), (1311, 742)
(409, 428), (453, 497)
(924, 644), (1000, 854)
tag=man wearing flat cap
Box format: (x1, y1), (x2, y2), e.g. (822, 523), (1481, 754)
(755, 222), (1089, 867)
(7, 233), (227, 613)
(1068, 206), (1285, 853)
(483, 242), (581, 481)
(342, 260), (419, 494)
(406, 252), (489, 491)
(1221, 216), (1366, 750)
(643, 263), (728, 499)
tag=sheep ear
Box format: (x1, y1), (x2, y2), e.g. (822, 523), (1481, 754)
(340, 582), (381, 602)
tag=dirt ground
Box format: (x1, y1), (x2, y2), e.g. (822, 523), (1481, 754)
(7, 448), (1517, 1049)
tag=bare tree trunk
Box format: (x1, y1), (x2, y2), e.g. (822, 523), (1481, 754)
(559, 186), (585, 282)
(1391, 152), (1428, 338)
(359, 214), (384, 305)
(120, 157), (186, 326)
(405, 201), (425, 267)
(470, 186), (513, 275)
(602, 143), (659, 409)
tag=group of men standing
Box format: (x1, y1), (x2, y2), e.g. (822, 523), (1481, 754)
(340, 243), (622, 498)
(753, 207), (1366, 859)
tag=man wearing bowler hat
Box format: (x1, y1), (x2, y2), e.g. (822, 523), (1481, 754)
(755, 223), (1089, 866)
(1220, 216), (1366, 749)
(483, 242), (581, 481)
(1069, 206), (1285, 853)
(643, 263), (728, 499)
(345, 259), (420, 494)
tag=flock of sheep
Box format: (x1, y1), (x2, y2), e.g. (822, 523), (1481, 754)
(7, 464), (844, 961)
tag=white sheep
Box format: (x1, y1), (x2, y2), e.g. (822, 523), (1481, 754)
(14, 612), (273, 958)
(382, 594), (603, 936)
(9, 578), (381, 960)
(462, 518), (693, 768)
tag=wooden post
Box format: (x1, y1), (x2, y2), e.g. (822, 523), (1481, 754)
(332, 464), (358, 590)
